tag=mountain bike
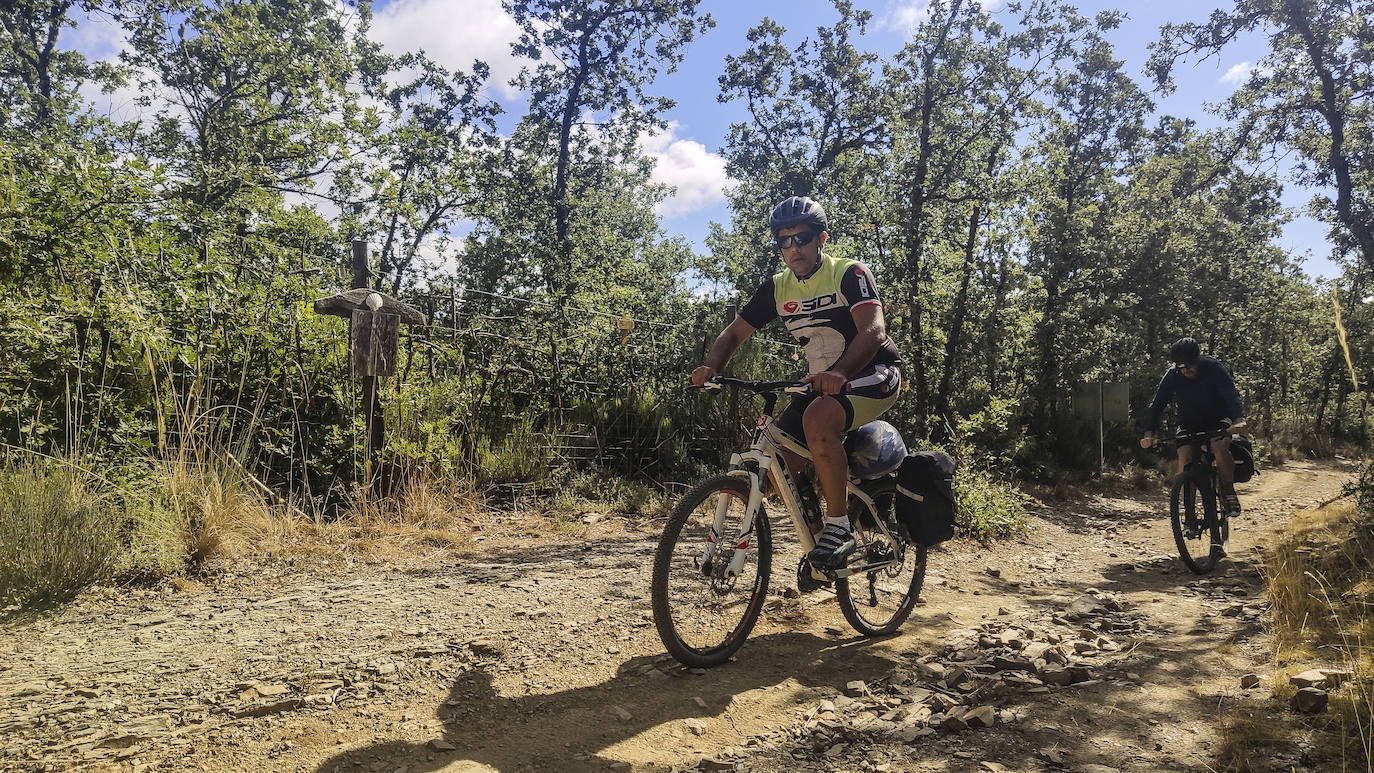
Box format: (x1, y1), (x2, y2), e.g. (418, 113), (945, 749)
(1168, 429), (1233, 574)
(651, 377), (927, 668)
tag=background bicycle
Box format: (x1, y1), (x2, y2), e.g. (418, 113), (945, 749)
(1168, 429), (1234, 574)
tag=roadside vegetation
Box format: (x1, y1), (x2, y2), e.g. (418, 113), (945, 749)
(1215, 470), (1374, 770)
(1, 0), (1371, 609)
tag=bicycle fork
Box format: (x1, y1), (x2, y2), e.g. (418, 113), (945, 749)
(701, 470), (762, 580)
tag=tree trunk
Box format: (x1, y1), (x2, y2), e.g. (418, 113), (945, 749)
(901, 0), (964, 420)
(1287, 1), (1374, 272)
(935, 200), (984, 420)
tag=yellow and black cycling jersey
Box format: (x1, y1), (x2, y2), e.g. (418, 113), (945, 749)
(738, 253), (902, 375)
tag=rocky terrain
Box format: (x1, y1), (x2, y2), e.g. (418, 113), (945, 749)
(0, 458), (1355, 772)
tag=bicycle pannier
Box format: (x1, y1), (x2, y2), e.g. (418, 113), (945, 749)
(895, 450), (958, 547)
(1230, 434), (1257, 483)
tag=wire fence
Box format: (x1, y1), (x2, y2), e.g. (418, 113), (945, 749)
(4, 234), (820, 509)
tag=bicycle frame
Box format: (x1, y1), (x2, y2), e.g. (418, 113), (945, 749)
(1176, 430), (1221, 485)
(702, 382), (897, 582)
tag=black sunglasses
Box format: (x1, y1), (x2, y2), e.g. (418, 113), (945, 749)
(774, 230), (818, 250)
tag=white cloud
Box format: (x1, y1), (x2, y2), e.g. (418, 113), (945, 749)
(64, 9), (162, 125)
(62, 8), (127, 60)
(1220, 61), (1253, 85)
(878, 0), (1009, 33)
(640, 123), (736, 218)
(370, 0), (525, 101)
(880, 0), (932, 32)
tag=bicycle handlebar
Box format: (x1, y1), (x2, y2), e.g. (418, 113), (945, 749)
(1172, 426), (1240, 444)
(686, 377), (810, 395)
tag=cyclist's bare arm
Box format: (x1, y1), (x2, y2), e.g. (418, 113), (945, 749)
(692, 317), (757, 386)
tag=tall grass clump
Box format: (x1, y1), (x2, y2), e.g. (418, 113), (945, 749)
(0, 460), (119, 607)
(956, 465), (1030, 541)
(121, 393), (284, 575)
(942, 398), (1030, 541)
(1260, 468), (1374, 768)
(124, 460), (274, 574)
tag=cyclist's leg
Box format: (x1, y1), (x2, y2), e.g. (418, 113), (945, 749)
(1176, 442), (1197, 475)
(1211, 434), (1237, 495)
(1176, 438), (1202, 535)
(773, 393), (816, 488)
(806, 366), (901, 569)
(802, 396), (849, 523)
(1211, 432), (1240, 514)
(803, 396), (856, 569)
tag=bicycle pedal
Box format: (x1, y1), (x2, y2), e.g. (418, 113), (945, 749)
(795, 557), (833, 593)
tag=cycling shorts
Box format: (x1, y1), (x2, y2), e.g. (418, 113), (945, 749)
(774, 364), (901, 448)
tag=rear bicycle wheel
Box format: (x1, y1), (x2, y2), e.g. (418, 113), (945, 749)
(650, 475), (772, 667)
(836, 480), (927, 636)
(1170, 472), (1222, 574)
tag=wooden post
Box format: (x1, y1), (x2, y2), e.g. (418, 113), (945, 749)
(449, 283), (458, 345)
(352, 240), (384, 484)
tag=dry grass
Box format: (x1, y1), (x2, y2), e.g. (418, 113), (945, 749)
(0, 460), (119, 607)
(288, 475), (490, 564)
(1085, 463), (1160, 495)
(1251, 501), (1374, 769)
(1218, 710), (1300, 772)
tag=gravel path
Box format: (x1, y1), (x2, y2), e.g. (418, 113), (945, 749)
(0, 459), (1355, 773)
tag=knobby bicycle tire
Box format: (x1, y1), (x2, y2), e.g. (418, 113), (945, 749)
(1170, 471), (1223, 574)
(836, 479), (927, 636)
(650, 474), (773, 667)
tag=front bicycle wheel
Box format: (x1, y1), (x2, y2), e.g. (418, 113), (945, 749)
(651, 475), (772, 667)
(1170, 472), (1222, 574)
(836, 480), (927, 636)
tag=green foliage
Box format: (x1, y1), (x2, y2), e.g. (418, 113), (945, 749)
(955, 465), (1029, 542)
(0, 461), (119, 607)
(547, 469), (667, 517)
(0, 0), (1359, 590)
(473, 415), (551, 487)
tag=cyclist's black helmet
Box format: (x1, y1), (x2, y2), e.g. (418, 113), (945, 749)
(1169, 337), (1201, 366)
(768, 196), (827, 235)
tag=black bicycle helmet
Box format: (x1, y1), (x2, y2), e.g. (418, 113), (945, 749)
(767, 196), (827, 234)
(1169, 337), (1201, 366)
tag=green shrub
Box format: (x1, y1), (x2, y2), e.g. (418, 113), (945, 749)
(0, 462), (119, 607)
(121, 496), (188, 578)
(473, 414), (551, 486)
(547, 469), (667, 517)
(956, 465), (1029, 542)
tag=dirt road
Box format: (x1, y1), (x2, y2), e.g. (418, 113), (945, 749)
(0, 459), (1356, 772)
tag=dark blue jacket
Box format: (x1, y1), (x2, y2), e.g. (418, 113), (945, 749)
(1144, 356), (1244, 432)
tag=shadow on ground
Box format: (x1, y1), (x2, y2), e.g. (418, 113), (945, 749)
(314, 631), (904, 772)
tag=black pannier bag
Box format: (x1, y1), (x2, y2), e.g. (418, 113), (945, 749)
(895, 450), (958, 547)
(1230, 434), (1257, 483)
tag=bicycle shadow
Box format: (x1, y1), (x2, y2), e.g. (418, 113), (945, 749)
(313, 631), (904, 773)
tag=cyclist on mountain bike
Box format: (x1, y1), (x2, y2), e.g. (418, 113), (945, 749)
(1140, 337), (1247, 518)
(690, 196), (903, 571)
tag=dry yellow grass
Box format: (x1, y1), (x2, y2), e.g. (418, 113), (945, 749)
(1256, 500), (1374, 769)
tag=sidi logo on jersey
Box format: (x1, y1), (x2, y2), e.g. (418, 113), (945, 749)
(853, 267), (873, 298)
(782, 294), (839, 315)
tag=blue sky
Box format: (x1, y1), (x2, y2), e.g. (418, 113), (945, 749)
(643, 0), (1340, 279)
(69, 0), (1343, 279)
